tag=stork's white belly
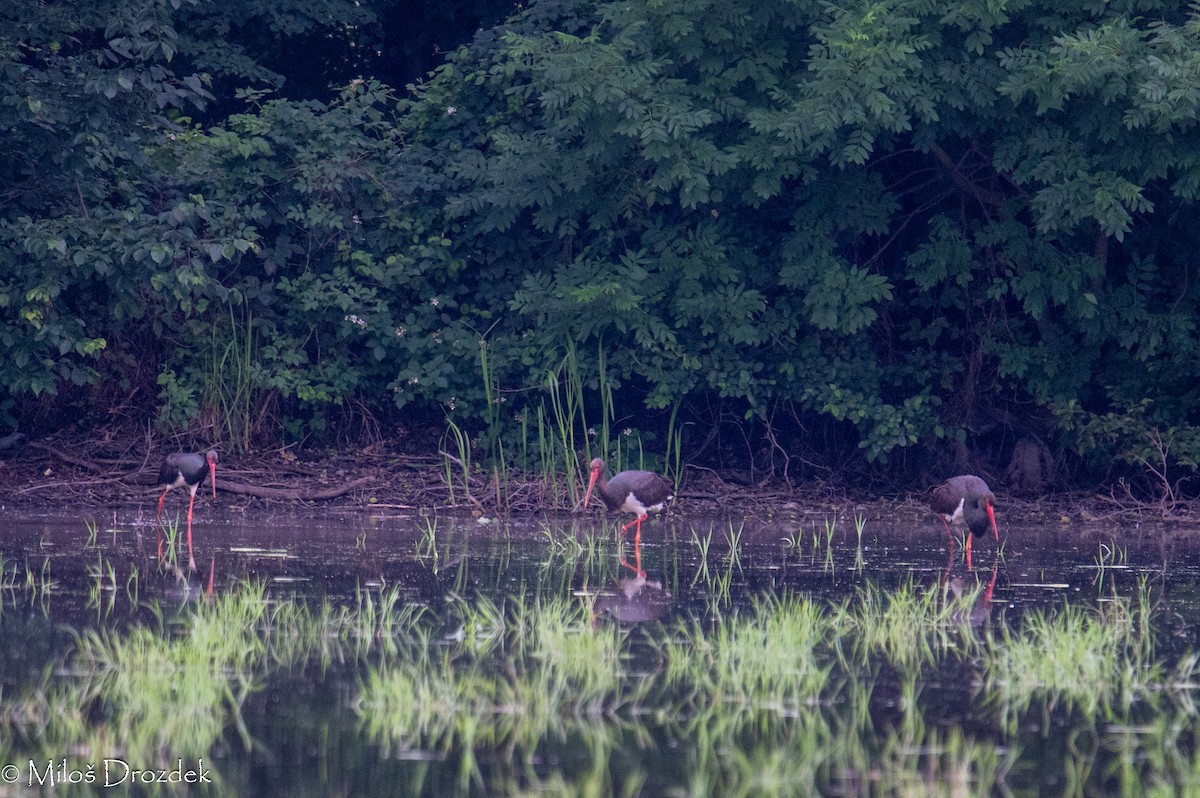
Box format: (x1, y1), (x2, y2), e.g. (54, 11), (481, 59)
(621, 493), (669, 517)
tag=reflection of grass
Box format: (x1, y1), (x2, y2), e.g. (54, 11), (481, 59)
(819, 517), (836, 571)
(853, 511), (867, 571)
(691, 524), (714, 583)
(781, 514), (868, 574)
(724, 522), (744, 573)
(24, 556), (53, 598)
(0, 555), (53, 606)
(541, 522), (584, 558)
(7, 582), (430, 773)
(417, 517), (438, 559)
(521, 598), (622, 700)
(1094, 541), (1129, 593)
(1107, 698), (1200, 796)
(85, 551), (117, 619)
(1097, 541), (1128, 569)
(874, 725), (1014, 796)
(4, 561), (1200, 797)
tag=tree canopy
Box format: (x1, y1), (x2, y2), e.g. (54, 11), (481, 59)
(3, 0), (1200, 495)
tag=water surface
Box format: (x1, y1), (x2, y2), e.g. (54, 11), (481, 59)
(1, 506), (1197, 796)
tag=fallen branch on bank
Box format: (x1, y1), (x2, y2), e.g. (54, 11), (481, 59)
(215, 476), (375, 502)
(28, 442), (110, 473)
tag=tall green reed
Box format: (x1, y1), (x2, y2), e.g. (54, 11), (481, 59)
(478, 337), (510, 509)
(202, 303), (259, 455)
(664, 400), (684, 491)
(440, 417), (476, 508)
(545, 341), (593, 504)
(448, 337), (682, 510)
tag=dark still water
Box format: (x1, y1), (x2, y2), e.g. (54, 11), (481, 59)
(1, 505), (1199, 796)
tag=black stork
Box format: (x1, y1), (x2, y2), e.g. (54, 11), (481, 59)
(930, 474), (998, 567)
(582, 458), (673, 556)
(157, 450), (218, 569)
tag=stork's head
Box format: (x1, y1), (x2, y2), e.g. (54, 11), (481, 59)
(206, 450), (219, 497)
(582, 458), (606, 508)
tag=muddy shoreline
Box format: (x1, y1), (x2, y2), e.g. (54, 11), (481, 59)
(0, 433), (1196, 528)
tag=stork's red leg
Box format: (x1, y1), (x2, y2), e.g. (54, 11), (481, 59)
(965, 533), (974, 570)
(617, 513), (649, 575)
(621, 513), (648, 538)
(156, 488), (169, 559)
(186, 492), (197, 570)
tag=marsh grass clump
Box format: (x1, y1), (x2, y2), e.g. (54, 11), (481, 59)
(502, 596), (626, 708)
(441, 417), (476, 507)
(984, 586), (1157, 720)
(441, 340), (683, 512)
(519, 598), (623, 704)
(447, 592), (508, 658)
(833, 580), (979, 672)
(157, 518), (183, 566)
(665, 594), (834, 710)
(25, 556), (54, 599)
(0, 554), (15, 591)
(16, 586), (360, 755)
(85, 551), (118, 619)
(63, 584), (274, 762)
(262, 586), (428, 667)
(6, 581), (441, 772)
(504, 598), (631, 753)
(357, 594), (629, 783)
(8, 547), (1199, 798)
(344, 584), (427, 659)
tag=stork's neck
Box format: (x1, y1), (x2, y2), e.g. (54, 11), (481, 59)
(592, 469), (626, 511)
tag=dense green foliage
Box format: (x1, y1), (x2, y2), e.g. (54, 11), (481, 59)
(3, 0), (1200, 493)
